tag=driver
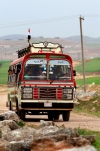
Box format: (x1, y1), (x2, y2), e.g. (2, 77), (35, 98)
(55, 66), (63, 76)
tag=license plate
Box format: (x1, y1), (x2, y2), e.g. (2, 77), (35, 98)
(44, 102), (52, 107)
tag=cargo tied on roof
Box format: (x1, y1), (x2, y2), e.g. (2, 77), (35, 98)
(17, 41), (63, 58)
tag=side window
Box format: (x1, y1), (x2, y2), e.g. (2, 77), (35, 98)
(8, 66), (16, 83)
(16, 64), (22, 82)
(17, 64), (21, 73)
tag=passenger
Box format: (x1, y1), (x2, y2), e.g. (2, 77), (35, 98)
(8, 69), (16, 83)
(38, 69), (45, 79)
(24, 69), (33, 79)
(8, 69), (13, 75)
(34, 68), (39, 76)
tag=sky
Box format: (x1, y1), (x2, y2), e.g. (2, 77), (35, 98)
(0, 0), (100, 38)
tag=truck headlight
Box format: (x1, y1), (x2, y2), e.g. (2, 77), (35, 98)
(23, 87), (32, 93)
(23, 93), (32, 99)
(66, 94), (72, 99)
(63, 94), (72, 99)
(22, 87), (33, 99)
(63, 89), (72, 93)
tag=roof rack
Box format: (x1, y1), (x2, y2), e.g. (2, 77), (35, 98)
(17, 41), (63, 58)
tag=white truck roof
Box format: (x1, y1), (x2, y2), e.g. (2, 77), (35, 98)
(31, 42), (63, 54)
(18, 41), (63, 58)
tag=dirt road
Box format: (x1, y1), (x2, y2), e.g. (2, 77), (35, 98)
(1, 92), (100, 132)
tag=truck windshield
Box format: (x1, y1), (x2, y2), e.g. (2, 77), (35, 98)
(24, 59), (71, 80)
(49, 60), (72, 80)
(24, 59), (47, 80)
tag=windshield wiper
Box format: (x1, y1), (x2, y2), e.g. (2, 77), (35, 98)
(50, 73), (66, 84)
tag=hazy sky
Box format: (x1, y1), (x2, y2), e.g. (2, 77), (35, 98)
(0, 0), (100, 38)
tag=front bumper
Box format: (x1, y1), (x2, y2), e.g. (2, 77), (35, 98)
(21, 102), (74, 110)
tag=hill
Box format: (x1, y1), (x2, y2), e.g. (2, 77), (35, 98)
(0, 34), (100, 43)
(0, 34), (27, 40)
(0, 34), (100, 61)
(66, 35), (100, 43)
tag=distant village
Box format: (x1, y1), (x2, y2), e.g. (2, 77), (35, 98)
(0, 35), (100, 61)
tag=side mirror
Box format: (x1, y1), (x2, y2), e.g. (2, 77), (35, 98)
(73, 70), (76, 76)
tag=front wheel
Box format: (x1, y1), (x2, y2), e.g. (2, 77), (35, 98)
(15, 98), (19, 115)
(19, 110), (25, 120)
(62, 111), (70, 121)
(54, 114), (59, 120)
(9, 101), (12, 111)
(48, 113), (53, 120)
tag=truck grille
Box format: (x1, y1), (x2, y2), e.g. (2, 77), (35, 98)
(39, 88), (56, 99)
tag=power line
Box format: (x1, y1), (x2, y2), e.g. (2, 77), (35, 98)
(0, 14), (100, 28)
(0, 15), (79, 28)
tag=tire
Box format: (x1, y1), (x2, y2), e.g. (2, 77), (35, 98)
(62, 111), (70, 121)
(15, 98), (19, 115)
(48, 113), (53, 120)
(9, 101), (12, 110)
(19, 110), (25, 120)
(54, 114), (59, 120)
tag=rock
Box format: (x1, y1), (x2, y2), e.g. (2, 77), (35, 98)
(30, 138), (96, 151)
(0, 120), (20, 130)
(44, 128), (79, 138)
(93, 100), (97, 104)
(0, 120), (20, 138)
(1, 140), (31, 151)
(74, 99), (80, 105)
(91, 82), (95, 86)
(0, 139), (10, 151)
(3, 126), (37, 142)
(70, 136), (90, 146)
(40, 120), (55, 128)
(0, 125), (11, 138)
(58, 145), (96, 151)
(0, 114), (96, 151)
(30, 138), (72, 151)
(91, 107), (96, 112)
(81, 135), (96, 144)
(37, 125), (59, 137)
(21, 140), (31, 151)
(76, 90), (98, 101)
(0, 111), (20, 122)
(5, 141), (25, 151)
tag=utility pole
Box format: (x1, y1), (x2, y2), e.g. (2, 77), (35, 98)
(79, 16), (86, 92)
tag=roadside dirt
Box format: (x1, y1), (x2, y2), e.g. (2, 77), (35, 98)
(0, 85), (100, 132)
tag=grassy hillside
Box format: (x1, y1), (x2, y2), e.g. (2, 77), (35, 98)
(85, 43), (100, 48)
(76, 76), (100, 85)
(0, 60), (11, 84)
(78, 128), (100, 150)
(75, 58), (100, 72)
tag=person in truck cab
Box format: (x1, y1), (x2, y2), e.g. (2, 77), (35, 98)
(24, 68), (33, 79)
(54, 66), (63, 77)
(38, 69), (45, 79)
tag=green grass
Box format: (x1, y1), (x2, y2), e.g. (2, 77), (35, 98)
(78, 128), (100, 150)
(17, 120), (25, 127)
(85, 43), (100, 48)
(0, 60), (11, 84)
(75, 58), (100, 72)
(73, 95), (100, 117)
(76, 76), (100, 85)
(74, 94), (100, 150)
